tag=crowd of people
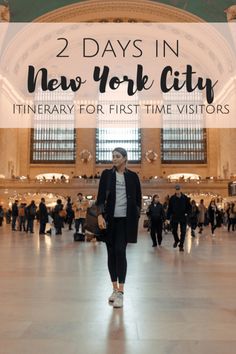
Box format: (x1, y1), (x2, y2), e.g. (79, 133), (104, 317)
(1, 148), (236, 309)
(145, 185), (236, 251)
(0, 193), (90, 237)
(0, 190), (235, 247)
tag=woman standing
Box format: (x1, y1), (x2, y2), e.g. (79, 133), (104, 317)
(208, 199), (219, 236)
(96, 147), (141, 308)
(146, 194), (165, 247)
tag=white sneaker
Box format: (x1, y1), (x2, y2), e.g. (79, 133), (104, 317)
(108, 290), (118, 303)
(113, 292), (123, 308)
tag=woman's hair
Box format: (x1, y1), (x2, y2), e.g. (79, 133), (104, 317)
(112, 147), (128, 158)
(152, 194), (159, 202)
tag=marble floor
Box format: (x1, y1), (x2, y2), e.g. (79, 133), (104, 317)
(0, 221), (236, 354)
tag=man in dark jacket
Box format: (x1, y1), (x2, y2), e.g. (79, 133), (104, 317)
(167, 185), (191, 252)
(39, 198), (48, 235)
(26, 200), (37, 234)
(11, 200), (18, 231)
(146, 194), (165, 247)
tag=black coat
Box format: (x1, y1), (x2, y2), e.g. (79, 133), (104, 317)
(96, 168), (142, 243)
(146, 202), (165, 221)
(167, 193), (191, 222)
(39, 202), (48, 222)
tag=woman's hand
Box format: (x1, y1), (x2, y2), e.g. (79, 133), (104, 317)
(98, 214), (106, 230)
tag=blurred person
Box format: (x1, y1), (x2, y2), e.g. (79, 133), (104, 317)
(167, 185), (191, 252)
(26, 200), (37, 234)
(146, 194), (165, 247)
(198, 199), (206, 234)
(18, 202), (26, 231)
(11, 200), (19, 231)
(73, 193), (89, 236)
(39, 198), (48, 235)
(208, 199), (220, 236)
(189, 200), (199, 237)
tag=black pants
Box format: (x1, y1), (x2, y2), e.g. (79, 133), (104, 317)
(210, 221), (217, 234)
(172, 221), (187, 247)
(150, 219), (163, 245)
(19, 216), (26, 231)
(26, 218), (34, 233)
(12, 215), (17, 230)
(106, 217), (127, 284)
(228, 218), (235, 232)
(39, 221), (47, 234)
(75, 218), (85, 234)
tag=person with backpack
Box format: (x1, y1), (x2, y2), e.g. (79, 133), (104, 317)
(26, 200), (37, 234)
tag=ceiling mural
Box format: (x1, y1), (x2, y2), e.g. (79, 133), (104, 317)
(0, 0), (235, 22)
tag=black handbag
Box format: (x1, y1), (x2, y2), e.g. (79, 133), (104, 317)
(143, 219), (150, 229)
(84, 204), (102, 236)
(85, 172), (112, 236)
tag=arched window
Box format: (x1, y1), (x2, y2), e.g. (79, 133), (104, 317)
(31, 88), (76, 163)
(96, 87), (141, 163)
(161, 88), (207, 163)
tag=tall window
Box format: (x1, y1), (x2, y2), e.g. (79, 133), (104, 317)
(96, 88), (141, 163)
(161, 89), (207, 163)
(31, 89), (76, 163)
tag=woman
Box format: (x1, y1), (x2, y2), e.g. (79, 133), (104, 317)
(198, 199), (206, 234)
(208, 199), (219, 236)
(96, 147), (141, 308)
(146, 194), (165, 247)
(189, 200), (199, 237)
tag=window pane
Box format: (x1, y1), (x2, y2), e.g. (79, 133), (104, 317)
(161, 88), (207, 164)
(96, 87), (141, 163)
(31, 89), (76, 163)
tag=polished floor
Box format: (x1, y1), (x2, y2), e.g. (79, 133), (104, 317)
(0, 220), (236, 354)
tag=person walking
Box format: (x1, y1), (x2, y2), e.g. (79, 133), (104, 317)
(198, 199), (206, 234)
(96, 147), (141, 308)
(66, 197), (74, 231)
(189, 200), (199, 237)
(39, 198), (48, 235)
(208, 199), (219, 236)
(167, 185), (191, 252)
(146, 194), (165, 247)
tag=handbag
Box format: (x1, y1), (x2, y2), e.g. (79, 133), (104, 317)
(143, 219), (150, 229)
(85, 172), (112, 236)
(84, 204), (102, 235)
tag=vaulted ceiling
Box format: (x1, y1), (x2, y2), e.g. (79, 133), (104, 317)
(1, 0), (234, 22)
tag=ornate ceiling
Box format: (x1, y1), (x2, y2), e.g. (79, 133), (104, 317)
(1, 0), (234, 22)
